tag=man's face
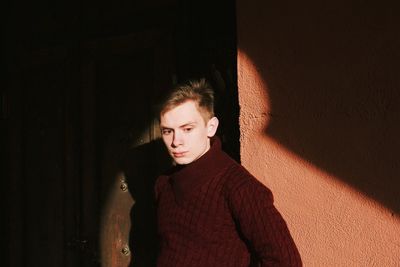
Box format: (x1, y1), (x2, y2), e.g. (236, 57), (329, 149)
(160, 101), (218, 165)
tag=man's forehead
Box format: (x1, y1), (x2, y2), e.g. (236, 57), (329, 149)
(161, 101), (201, 118)
(160, 101), (204, 127)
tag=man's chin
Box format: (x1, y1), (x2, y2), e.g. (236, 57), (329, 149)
(173, 157), (193, 165)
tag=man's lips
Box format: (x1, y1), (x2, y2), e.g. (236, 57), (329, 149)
(172, 151), (187, 157)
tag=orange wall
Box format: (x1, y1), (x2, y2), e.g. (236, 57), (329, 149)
(237, 1), (400, 265)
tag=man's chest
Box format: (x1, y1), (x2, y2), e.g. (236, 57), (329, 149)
(157, 184), (239, 244)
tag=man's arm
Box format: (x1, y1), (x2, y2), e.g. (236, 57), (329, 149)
(227, 175), (302, 267)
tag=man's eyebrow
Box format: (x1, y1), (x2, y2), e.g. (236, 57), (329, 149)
(160, 125), (172, 129)
(160, 122), (197, 129)
(179, 122), (197, 128)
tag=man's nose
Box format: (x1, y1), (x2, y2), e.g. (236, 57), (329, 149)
(172, 131), (183, 148)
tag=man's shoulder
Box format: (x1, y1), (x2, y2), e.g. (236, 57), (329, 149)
(217, 152), (248, 179)
(219, 155), (272, 197)
(220, 161), (275, 212)
(219, 155), (263, 189)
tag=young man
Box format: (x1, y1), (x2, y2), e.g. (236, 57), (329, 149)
(155, 79), (302, 266)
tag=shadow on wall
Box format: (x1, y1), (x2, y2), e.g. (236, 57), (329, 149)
(238, 1), (399, 213)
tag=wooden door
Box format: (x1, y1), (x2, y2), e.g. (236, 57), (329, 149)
(81, 31), (174, 267)
(6, 45), (84, 267)
(5, 30), (174, 267)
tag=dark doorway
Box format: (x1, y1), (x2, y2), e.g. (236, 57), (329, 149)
(4, 1), (237, 266)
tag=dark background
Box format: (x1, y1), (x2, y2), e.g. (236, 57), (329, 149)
(3, 1), (238, 266)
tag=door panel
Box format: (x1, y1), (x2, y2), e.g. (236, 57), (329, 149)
(6, 30), (174, 267)
(7, 46), (82, 267)
(80, 31), (174, 267)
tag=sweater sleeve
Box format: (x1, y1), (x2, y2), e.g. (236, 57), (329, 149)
(227, 175), (302, 267)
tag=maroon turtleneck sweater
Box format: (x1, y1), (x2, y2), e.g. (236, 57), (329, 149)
(155, 137), (302, 266)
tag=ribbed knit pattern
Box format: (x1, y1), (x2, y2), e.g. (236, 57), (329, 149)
(155, 137), (302, 267)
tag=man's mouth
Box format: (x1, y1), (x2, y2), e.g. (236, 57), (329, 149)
(172, 151), (187, 158)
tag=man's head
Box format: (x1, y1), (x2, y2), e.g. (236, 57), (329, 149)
(158, 79), (219, 165)
(159, 79), (216, 122)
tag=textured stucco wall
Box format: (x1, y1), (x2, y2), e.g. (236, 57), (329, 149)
(237, 1), (400, 266)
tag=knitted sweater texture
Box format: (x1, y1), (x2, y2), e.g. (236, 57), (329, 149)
(155, 138), (302, 266)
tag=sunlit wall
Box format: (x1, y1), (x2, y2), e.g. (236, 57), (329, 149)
(237, 1), (400, 265)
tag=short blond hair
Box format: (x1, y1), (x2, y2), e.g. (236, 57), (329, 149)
(158, 79), (215, 122)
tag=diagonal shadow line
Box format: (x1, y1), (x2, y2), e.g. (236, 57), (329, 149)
(236, 0), (400, 215)
(237, 44), (399, 215)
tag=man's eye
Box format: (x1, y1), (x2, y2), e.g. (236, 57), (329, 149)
(183, 128), (193, 132)
(162, 129), (172, 135)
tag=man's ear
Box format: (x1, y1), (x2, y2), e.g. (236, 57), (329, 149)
(206, 117), (219, 137)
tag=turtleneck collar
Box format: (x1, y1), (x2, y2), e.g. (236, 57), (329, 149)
(165, 136), (232, 203)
